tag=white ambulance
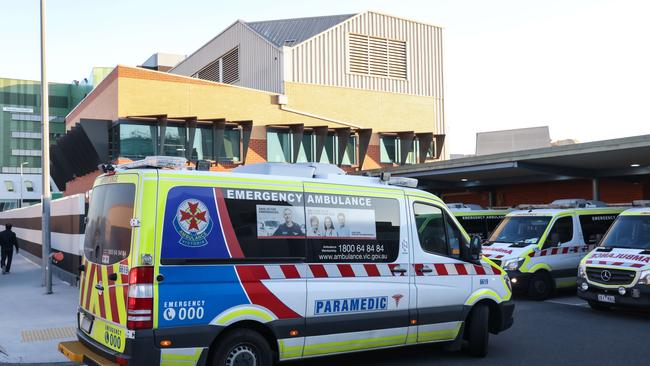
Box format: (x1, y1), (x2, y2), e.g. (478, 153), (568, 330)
(481, 199), (624, 299)
(578, 204), (650, 310)
(59, 159), (513, 366)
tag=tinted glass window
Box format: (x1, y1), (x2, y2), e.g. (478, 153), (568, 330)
(163, 125), (187, 157)
(307, 194), (400, 263)
(488, 216), (552, 245)
(119, 123), (157, 159)
(485, 216), (504, 236)
(579, 214), (618, 245)
(224, 188), (305, 259)
(267, 130), (292, 163)
(445, 215), (466, 258)
(191, 127), (213, 161)
(84, 184), (135, 264)
(456, 216), (487, 239)
(601, 216), (650, 249)
(544, 216), (574, 248)
(414, 203), (448, 256)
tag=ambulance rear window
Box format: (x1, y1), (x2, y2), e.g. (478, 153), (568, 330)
(84, 183), (135, 265)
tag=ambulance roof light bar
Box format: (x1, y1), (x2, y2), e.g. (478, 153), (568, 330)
(113, 156), (189, 171)
(233, 162), (346, 179)
(632, 200), (650, 207)
(517, 199), (608, 210)
(379, 172), (419, 188)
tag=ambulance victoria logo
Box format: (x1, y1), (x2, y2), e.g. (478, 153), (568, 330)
(173, 199), (213, 247)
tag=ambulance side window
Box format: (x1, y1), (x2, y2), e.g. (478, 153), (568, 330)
(306, 196), (400, 263)
(414, 203), (449, 256)
(224, 191), (306, 259)
(544, 216), (574, 248)
(579, 214), (617, 245)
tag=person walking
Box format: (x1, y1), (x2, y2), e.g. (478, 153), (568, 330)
(1, 224), (19, 274)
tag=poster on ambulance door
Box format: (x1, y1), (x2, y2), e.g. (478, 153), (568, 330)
(305, 207), (376, 239)
(256, 205), (306, 238)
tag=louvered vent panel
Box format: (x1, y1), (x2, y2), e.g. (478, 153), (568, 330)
(221, 47), (239, 84)
(197, 58), (220, 82)
(348, 33), (369, 74)
(347, 33), (407, 79)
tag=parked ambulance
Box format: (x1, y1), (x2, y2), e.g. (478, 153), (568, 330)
(482, 199), (624, 300)
(447, 203), (509, 240)
(59, 157), (514, 366)
(578, 204), (650, 310)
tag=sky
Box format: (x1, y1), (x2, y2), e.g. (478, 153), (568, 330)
(2, 0), (649, 154)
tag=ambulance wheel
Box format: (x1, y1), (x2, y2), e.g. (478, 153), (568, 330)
(588, 301), (611, 311)
(465, 304), (489, 358)
(212, 328), (274, 366)
(528, 271), (553, 300)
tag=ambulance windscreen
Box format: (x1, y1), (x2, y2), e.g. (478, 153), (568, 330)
(601, 216), (650, 250)
(83, 183), (135, 265)
(487, 216), (552, 246)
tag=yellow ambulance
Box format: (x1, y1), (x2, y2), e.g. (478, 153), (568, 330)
(59, 157), (513, 365)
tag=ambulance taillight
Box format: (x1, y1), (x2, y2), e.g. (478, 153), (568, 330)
(127, 266), (154, 330)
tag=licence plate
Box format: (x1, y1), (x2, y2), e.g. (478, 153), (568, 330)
(80, 314), (93, 334)
(597, 294), (615, 303)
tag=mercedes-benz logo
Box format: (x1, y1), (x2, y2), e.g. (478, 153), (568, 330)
(600, 270), (612, 282)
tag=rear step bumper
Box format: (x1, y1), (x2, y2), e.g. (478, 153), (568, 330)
(58, 340), (118, 366)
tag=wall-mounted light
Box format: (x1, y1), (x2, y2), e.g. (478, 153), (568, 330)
(461, 178), (468, 182)
(630, 163), (641, 167)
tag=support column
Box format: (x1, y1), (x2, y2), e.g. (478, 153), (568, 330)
(186, 118), (197, 161)
(488, 190), (494, 208)
(211, 119), (226, 162)
(157, 116), (167, 155)
(592, 178), (600, 201)
(290, 124), (304, 163)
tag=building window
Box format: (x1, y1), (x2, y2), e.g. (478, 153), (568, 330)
(380, 135), (421, 165)
(4, 181), (14, 192)
(24, 180), (34, 192)
(222, 128), (242, 162)
(267, 129), (292, 163)
(119, 123), (157, 160)
(191, 127), (213, 161)
(11, 149), (41, 157)
(195, 47), (239, 84)
(162, 125), (187, 157)
(348, 33), (407, 79)
(268, 129), (358, 166)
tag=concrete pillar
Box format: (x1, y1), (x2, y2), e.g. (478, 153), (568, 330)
(592, 178), (600, 201)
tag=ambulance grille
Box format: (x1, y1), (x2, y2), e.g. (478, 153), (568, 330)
(586, 267), (636, 286)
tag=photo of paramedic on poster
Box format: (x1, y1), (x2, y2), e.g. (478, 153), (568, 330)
(256, 205), (305, 238)
(305, 207), (376, 239)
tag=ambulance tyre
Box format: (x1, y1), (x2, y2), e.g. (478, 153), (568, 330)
(588, 301), (611, 312)
(212, 328), (274, 366)
(528, 271), (553, 300)
(465, 303), (489, 358)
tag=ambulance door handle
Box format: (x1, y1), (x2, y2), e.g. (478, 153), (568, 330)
(420, 266), (433, 273)
(391, 266), (407, 274)
(107, 273), (118, 281)
(157, 274), (165, 282)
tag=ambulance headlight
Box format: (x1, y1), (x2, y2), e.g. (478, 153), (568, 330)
(578, 264), (587, 279)
(502, 258), (525, 271)
(639, 270), (650, 285)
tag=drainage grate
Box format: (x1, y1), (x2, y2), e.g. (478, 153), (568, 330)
(21, 327), (76, 342)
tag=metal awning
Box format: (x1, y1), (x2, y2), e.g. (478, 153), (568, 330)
(366, 134), (650, 189)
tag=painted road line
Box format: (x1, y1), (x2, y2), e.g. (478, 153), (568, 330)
(544, 298), (589, 307)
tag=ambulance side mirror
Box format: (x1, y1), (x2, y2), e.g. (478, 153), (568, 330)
(464, 235), (482, 263)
